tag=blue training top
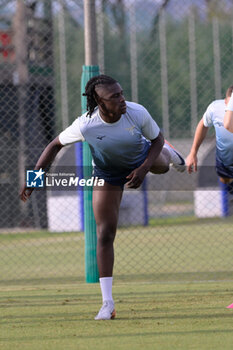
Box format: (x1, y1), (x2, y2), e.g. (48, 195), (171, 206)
(59, 101), (160, 175)
(203, 99), (233, 166)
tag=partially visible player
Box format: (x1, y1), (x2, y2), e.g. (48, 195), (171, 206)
(20, 74), (185, 320)
(224, 91), (233, 133)
(186, 85), (233, 187)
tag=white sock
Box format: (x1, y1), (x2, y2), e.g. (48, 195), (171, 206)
(163, 143), (180, 165)
(99, 277), (113, 302)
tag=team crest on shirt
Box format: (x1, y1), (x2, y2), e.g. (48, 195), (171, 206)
(125, 125), (136, 135)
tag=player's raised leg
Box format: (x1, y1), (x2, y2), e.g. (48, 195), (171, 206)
(150, 140), (186, 174)
(163, 140), (186, 172)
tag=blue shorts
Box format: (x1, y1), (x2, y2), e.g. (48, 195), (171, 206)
(216, 153), (233, 180)
(93, 160), (146, 189)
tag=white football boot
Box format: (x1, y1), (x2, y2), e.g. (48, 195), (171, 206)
(94, 300), (116, 320)
(164, 140), (186, 173)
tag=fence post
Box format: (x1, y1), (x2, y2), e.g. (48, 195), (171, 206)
(212, 17), (222, 99)
(58, 0), (69, 129)
(188, 9), (198, 136)
(13, 0), (28, 221)
(159, 8), (169, 138)
(96, 0), (105, 74)
(129, 1), (138, 103)
(82, 0), (99, 283)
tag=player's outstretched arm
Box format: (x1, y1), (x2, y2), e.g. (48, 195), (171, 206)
(20, 136), (64, 202)
(186, 119), (208, 174)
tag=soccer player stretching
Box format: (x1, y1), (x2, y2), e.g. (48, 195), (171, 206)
(20, 75), (185, 320)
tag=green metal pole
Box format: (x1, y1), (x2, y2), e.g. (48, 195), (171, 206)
(82, 0), (99, 283)
(81, 65), (99, 283)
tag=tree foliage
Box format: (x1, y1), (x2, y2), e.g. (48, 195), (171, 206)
(54, 0), (233, 137)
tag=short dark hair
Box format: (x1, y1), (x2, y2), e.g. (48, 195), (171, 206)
(83, 74), (117, 117)
(226, 85), (233, 98)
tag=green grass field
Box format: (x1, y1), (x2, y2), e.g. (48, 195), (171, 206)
(1, 217), (233, 285)
(1, 281), (233, 350)
(1, 217), (233, 349)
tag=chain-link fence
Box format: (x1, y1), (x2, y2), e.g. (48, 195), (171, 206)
(1, 0), (233, 286)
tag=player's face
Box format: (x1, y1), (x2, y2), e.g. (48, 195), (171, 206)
(95, 83), (127, 122)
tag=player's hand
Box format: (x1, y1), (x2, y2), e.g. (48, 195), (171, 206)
(125, 167), (148, 189)
(186, 153), (197, 174)
(20, 185), (34, 202)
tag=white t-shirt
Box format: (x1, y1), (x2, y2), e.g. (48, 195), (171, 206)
(203, 99), (233, 166)
(59, 101), (160, 171)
